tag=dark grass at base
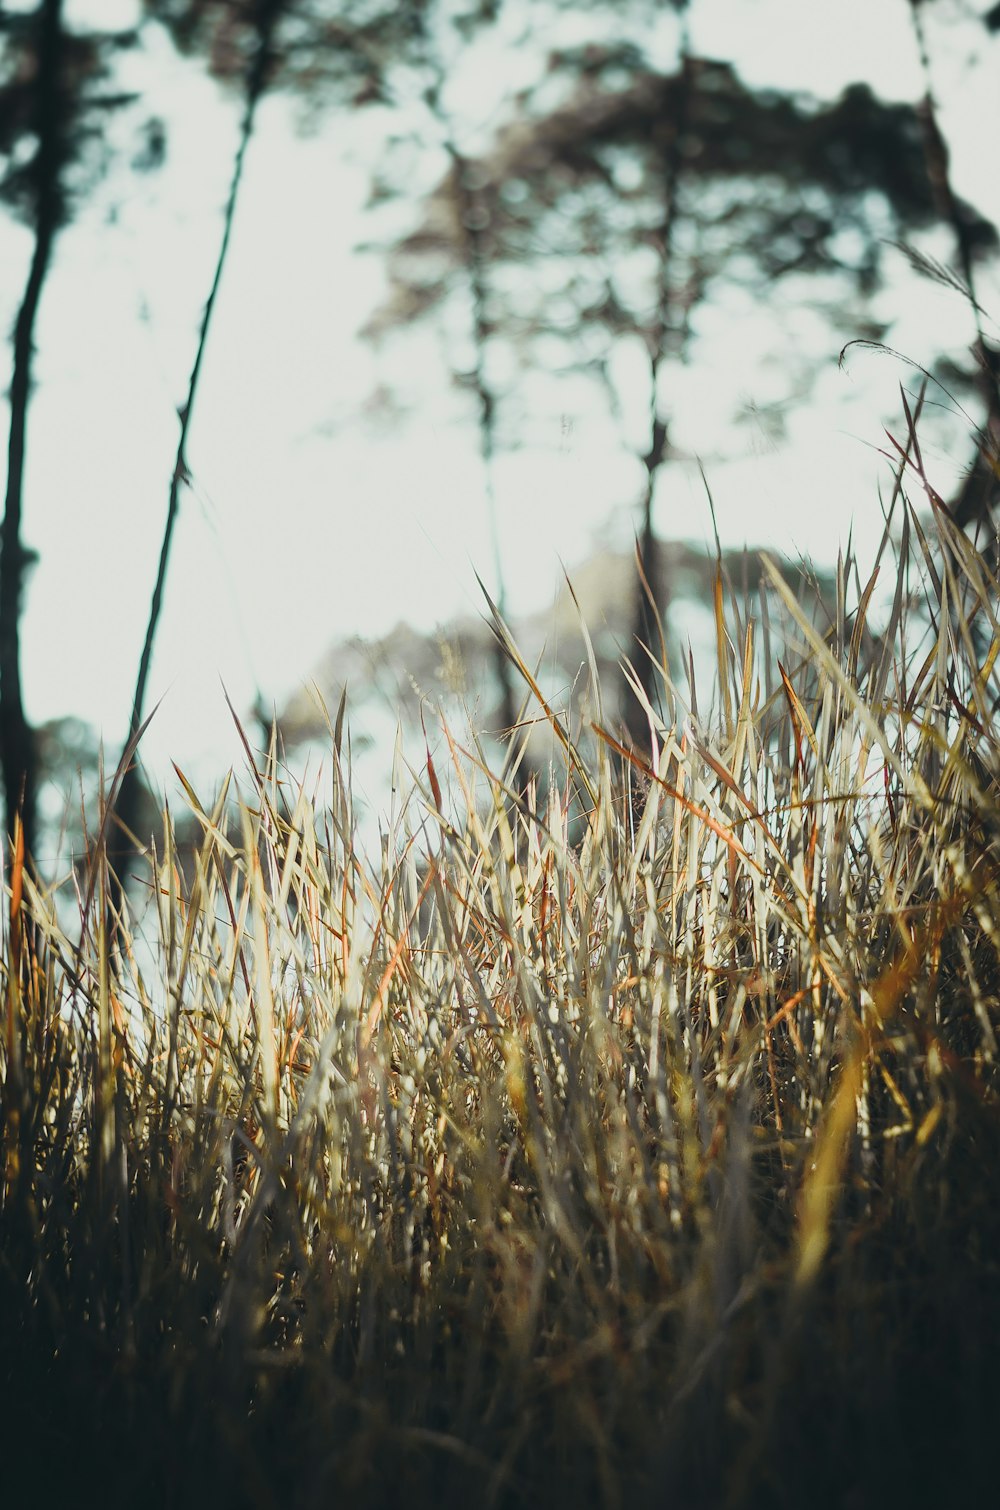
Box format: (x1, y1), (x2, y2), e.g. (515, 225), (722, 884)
(5, 1106), (998, 1510)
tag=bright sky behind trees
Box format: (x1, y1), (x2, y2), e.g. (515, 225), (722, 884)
(2, 0), (999, 851)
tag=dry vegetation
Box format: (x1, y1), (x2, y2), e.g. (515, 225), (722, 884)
(3, 450), (1000, 1508)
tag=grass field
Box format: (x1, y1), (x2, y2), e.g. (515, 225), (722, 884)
(2, 461), (999, 1507)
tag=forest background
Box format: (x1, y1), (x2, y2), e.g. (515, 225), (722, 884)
(2, 0), (1000, 872)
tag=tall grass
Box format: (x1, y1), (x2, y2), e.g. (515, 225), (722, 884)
(2, 477), (999, 1508)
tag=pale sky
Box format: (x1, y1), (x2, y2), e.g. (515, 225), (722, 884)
(3, 0), (999, 840)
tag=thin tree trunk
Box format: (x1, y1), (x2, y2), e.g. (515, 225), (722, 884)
(628, 418), (669, 744)
(445, 145), (524, 760)
(110, 0), (283, 887)
(625, 32), (694, 750)
(418, 16), (532, 796)
(907, 0), (1000, 530)
(0, 0), (65, 865)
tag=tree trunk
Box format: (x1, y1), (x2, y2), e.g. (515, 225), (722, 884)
(907, 1), (1000, 529)
(626, 420), (669, 751)
(0, 0), (65, 864)
(624, 29), (694, 750)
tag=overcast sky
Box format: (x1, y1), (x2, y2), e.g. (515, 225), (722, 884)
(3, 0), (999, 839)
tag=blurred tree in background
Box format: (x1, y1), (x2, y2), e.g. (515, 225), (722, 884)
(364, 2), (997, 742)
(0, 0), (139, 860)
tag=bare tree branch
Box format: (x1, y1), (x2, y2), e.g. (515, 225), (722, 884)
(111, 0), (286, 884)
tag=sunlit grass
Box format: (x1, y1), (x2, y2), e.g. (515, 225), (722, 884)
(2, 474), (999, 1508)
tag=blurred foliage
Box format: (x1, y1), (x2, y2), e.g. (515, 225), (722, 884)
(369, 46), (996, 397)
(0, 5), (141, 223)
